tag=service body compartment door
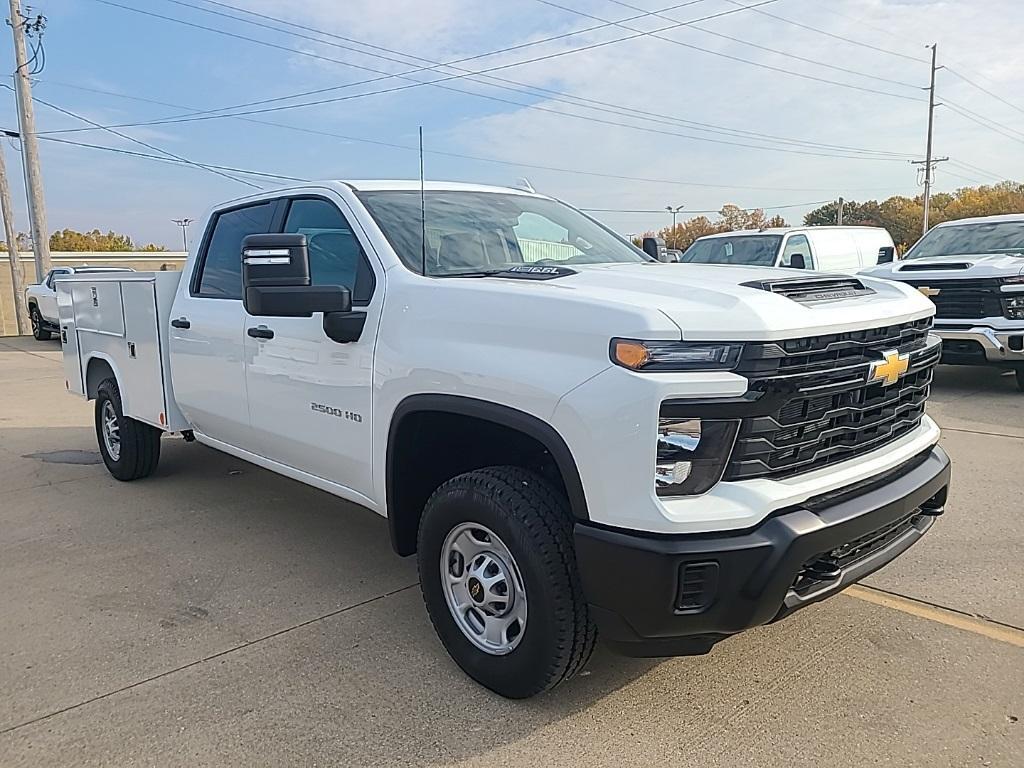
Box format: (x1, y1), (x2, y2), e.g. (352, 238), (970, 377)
(56, 282), (83, 394)
(118, 280), (168, 428)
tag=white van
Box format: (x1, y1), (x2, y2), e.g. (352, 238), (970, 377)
(680, 226), (896, 273)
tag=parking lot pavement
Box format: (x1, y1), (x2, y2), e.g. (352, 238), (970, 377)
(1, 336), (1022, 767)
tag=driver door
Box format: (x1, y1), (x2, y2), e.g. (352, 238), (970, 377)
(243, 194), (383, 501)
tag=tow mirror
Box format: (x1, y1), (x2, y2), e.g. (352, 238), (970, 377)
(877, 246), (895, 264)
(241, 233), (350, 317)
(642, 236), (668, 261)
(788, 253), (807, 270)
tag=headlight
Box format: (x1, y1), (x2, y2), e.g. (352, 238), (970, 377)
(611, 339), (743, 371)
(1003, 295), (1024, 320)
(656, 417), (739, 496)
(1000, 275), (1024, 284)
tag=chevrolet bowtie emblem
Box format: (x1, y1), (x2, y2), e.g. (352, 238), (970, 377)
(917, 286), (941, 297)
(869, 349), (911, 387)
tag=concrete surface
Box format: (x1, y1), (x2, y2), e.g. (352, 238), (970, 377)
(1, 336), (1021, 767)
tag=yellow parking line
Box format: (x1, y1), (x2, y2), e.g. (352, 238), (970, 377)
(845, 585), (1024, 649)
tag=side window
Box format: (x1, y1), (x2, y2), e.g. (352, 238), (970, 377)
(283, 198), (375, 304)
(780, 234), (813, 269)
(195, 201), (277, 299)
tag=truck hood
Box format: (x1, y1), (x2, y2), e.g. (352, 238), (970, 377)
(861, 253), (1024, 281)
(499, 262), (934, 341)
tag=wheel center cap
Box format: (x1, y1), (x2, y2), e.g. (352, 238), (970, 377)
(467, 577), (485, 603)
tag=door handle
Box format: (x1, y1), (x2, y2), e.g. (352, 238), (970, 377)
(247, 325), (275, 340)
(170, 317), (190, 329)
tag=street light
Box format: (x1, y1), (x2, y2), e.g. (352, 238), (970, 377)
(172, 218), (193, 253)
(666, 204), (684, 230)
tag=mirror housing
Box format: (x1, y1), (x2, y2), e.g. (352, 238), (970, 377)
(787, 253), (807, 270)
(242, 233), (310, 287)
(877, 246), (895, 264)
(642, 236), (668, 262)
(242, 233), (352, 317)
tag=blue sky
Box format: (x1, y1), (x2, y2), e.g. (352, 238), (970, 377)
(2, 0), (1022, 248)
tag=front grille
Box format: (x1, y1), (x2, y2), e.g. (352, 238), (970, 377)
(725, 317), (939, 481)
(901, 278), (1004, 319)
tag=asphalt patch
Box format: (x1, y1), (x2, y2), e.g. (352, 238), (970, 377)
(22, 450), (103, 465)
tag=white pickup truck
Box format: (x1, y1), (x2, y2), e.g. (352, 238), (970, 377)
(57, 180), (951, 698)
(862, 213), (1024, 390)
(26, 265), (133, 340)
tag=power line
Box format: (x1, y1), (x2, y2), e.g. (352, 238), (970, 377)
(3, 84), (262, 189)
(942, 101), (1024, 146)
(21, 132), (307, 182)
(948, 158), (1010, 182)
(531, 0), (925, 101)
(159, 0), (914, 159)
(945, 66), (1024, 118)
(30, 78), (909, 194)
(65, 0), (921, 161)
(596, 0), (923, 89)
(721, 0), (928, 64)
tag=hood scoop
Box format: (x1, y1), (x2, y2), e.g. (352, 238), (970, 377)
(740, 276), (875, 304)
(898, 262), (972, 271)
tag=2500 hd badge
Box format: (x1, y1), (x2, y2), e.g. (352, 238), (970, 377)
(311, 402), (362, 423)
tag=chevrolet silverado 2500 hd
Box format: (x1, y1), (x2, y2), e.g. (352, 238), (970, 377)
(58, 181), (951, 698)
(862, 213), (1024, 391)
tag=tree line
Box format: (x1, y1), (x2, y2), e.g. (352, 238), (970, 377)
(643, 181), (1022, 253)
(6, 228), (166, 252)
(803, 181), (1024, 251)
(646, 204), (789, 251)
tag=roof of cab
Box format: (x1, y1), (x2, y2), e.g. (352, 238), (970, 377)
(697, 225), (890, 239)
(930, 213), (1024, 228)
(341, 179), (540, 196)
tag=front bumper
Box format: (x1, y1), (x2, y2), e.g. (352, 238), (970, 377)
(934, 325), (1024, 365)
(574, 445), (951, 657)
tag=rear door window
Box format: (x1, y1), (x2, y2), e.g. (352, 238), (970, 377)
(195, 201), (277, 299)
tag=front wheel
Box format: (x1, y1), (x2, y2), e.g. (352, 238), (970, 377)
(30, 306), (51, 340)
(95, 377), (162, 480)
(417, 466), (596, 698)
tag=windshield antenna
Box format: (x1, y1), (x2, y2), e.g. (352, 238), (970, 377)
(419, 126), (427, 277)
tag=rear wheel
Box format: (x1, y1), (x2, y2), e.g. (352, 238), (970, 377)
(30, 306), (51, 340)
(1015, 367), (1024, 392)
(95, 377), (161, 480)
(417, 466), (596, 698)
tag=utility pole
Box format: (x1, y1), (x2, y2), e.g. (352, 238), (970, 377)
(911, 43), (948, 236)
(8, 0), (50, 281)
(0, 140), (27, 334)
(837, 197), (844, 226)
(172, 217), (192, 253)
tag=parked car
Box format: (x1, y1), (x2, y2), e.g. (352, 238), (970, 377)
(861, 213), (1024, 390)
(25, 265), (134, 340)
(56, 180), (949, 698)
(681, 226), (896, 273)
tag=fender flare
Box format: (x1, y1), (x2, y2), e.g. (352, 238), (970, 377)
(385, 394), (590, 548)
(83, 352), (122, 399)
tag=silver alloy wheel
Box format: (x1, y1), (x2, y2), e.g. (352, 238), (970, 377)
(30, 309), (39, 334)
(101, 400), (121, 461)
(440, 523), (528, 655)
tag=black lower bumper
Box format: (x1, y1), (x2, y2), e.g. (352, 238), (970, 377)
(574, 446), (951, 657)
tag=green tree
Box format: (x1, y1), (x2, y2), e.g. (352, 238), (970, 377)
(46, 228), (166, 252)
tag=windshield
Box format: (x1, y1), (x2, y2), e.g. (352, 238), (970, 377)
(356, 190), (650, 275)
(906, 221), (1024, 258)
(679, 235), (783, 266)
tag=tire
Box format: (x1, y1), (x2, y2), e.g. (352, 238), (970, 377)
(30, 305), (51, 340)
(95, 377), (161, 481)
(417, 466), (596, 698)
(1016, 367), (1024, 393)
